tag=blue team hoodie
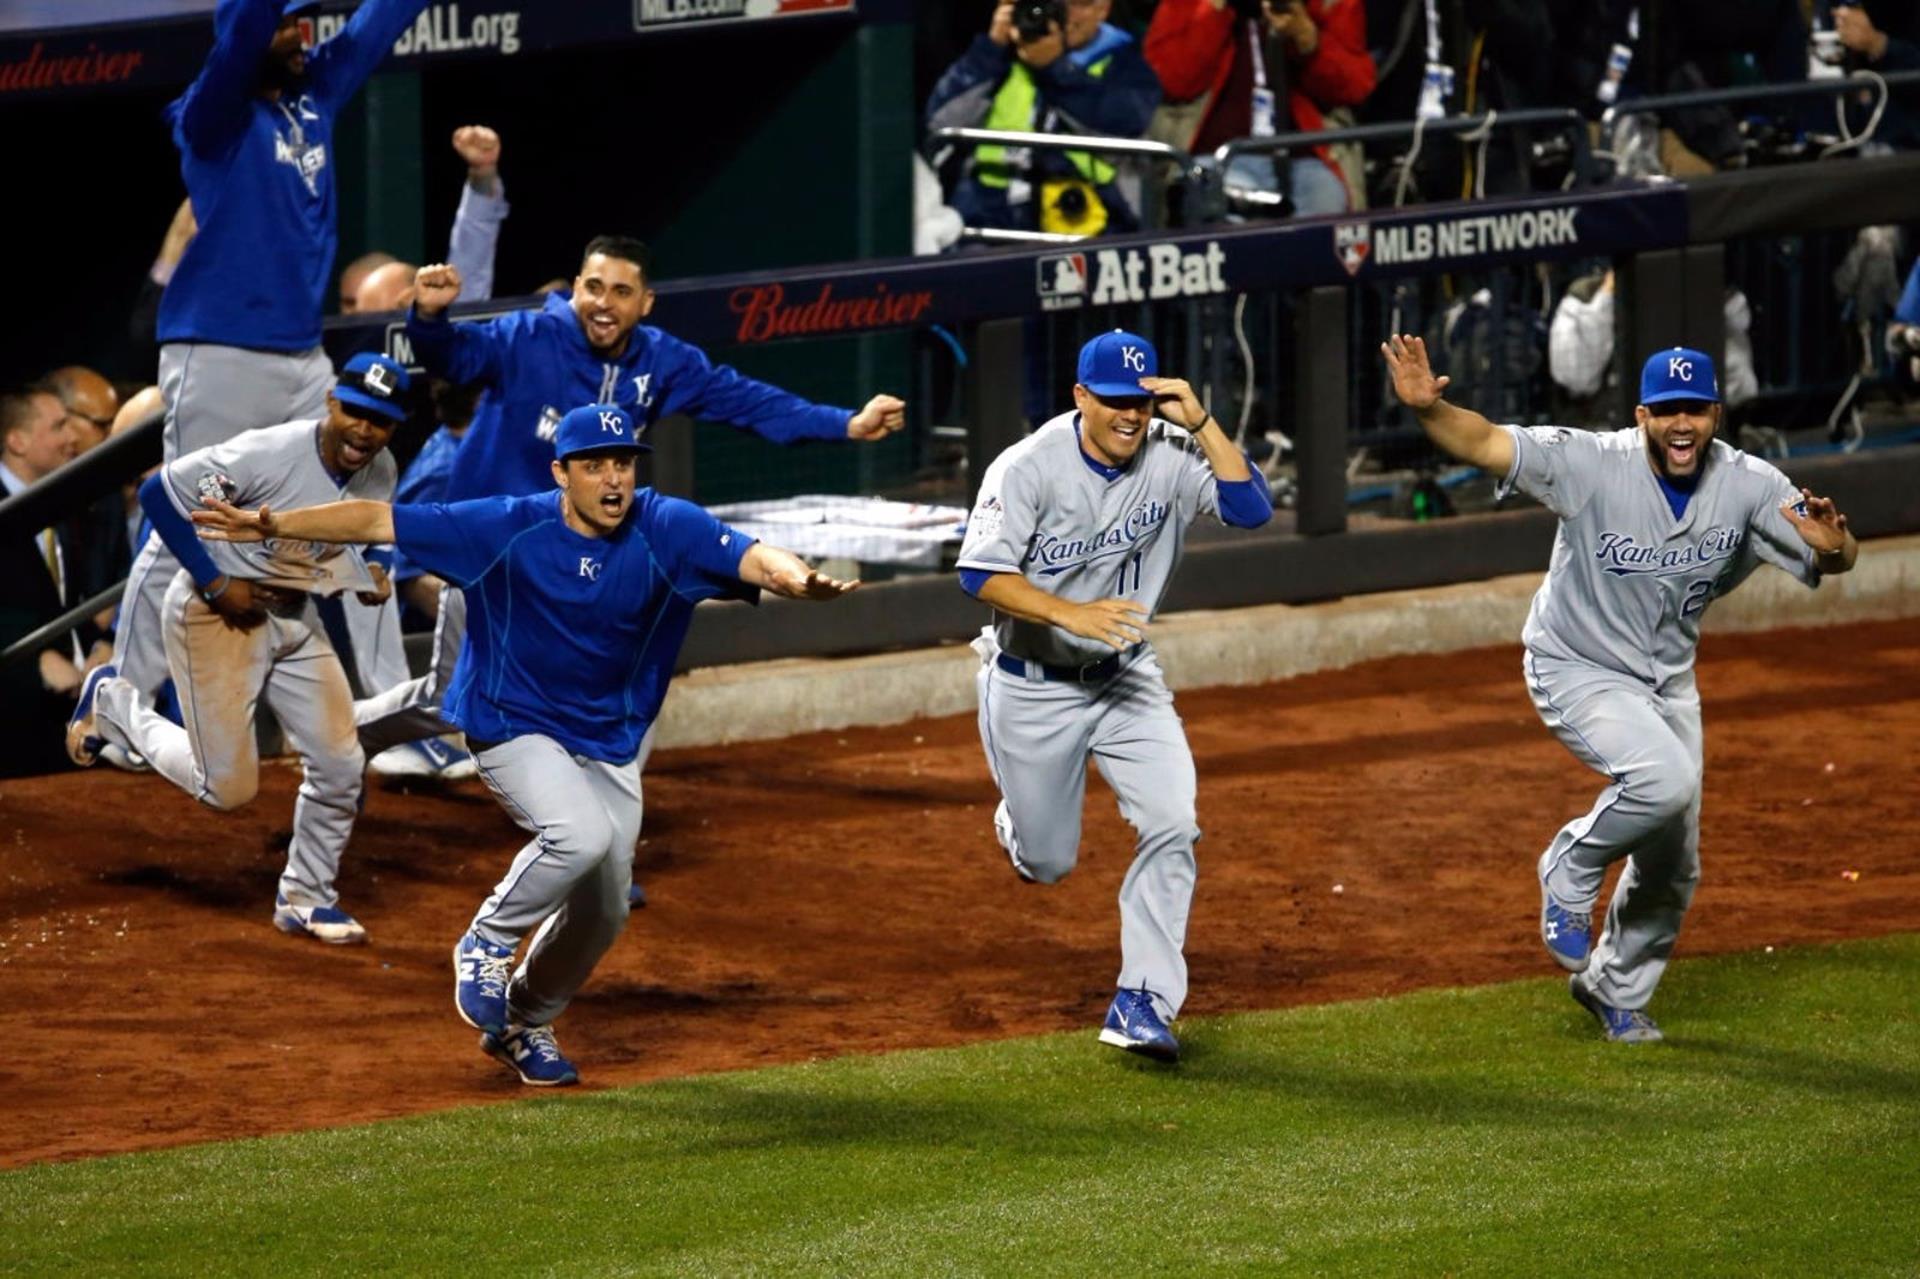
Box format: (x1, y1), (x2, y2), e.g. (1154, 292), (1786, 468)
(408, 292), (856, 502)
(159, 0), (429, 352)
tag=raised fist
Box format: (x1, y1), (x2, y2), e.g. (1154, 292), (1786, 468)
(413, 262), (463, 316)
(452, 125), (500, 173)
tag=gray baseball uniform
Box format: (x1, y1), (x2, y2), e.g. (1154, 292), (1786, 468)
(958, 411), (1232, 1024)
(91, 420), (394, 911)
(1500, 423), (1819, 1010)
(114, 346), (337, 699)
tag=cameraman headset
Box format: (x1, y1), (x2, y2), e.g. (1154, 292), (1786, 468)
(926, 0), (1163, 236)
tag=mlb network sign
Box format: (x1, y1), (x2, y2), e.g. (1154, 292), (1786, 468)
(1037, 241), (1228, 311)
(1333, 206), (1583, 277)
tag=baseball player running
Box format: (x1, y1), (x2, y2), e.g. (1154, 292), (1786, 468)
(192, 403), (858, 1086)
(351, 236), (906, 769)
(958, 330), (1274, 1063)
(1382, 335), (1858, 1041)
(66, 354), (413, 945)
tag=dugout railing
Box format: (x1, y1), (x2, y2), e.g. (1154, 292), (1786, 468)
(8, 83), (1920, 673)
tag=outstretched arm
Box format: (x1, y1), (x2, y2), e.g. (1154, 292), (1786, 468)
(194, 496), (395, 545)
(1381, 334), (1515, 474)
(1779, 487), (1858, 575)
(736, 543), (860, 599)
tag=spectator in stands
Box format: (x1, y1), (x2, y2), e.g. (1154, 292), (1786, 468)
(1146, 0), (1375, 216)
(926, 0), (1162, 235)
(0, 387), (81, 777)
(45, 368), (130, 672)
(1834, 1), (1920, 149)
(1645, 0), (1810, 172)
(1548, 268), (1758, 427)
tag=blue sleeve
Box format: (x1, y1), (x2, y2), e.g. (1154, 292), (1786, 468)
(173, 0), (284, 156)
(654, 332), (851, 444)
(366, 545), (395, 571)
(1215, 473), (1274, 529)
(406, 306), (508, 386)
(138, 473), (224, 589)
(644, 496), (759, 603)
(447, 183), (508, 304)
(926, 35), (1014, 130)
(958, 567), (994, 597)
(391, 497), (530, 588)
(1897, 258), (1920, 327)
(306, 0), (433, 109)
(1038, 42), (1161, 138)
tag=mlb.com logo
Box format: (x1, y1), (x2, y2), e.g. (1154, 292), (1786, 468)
(1037, 253), (1089, 312)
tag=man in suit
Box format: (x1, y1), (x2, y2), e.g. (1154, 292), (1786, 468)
(0, 386), (81, 776)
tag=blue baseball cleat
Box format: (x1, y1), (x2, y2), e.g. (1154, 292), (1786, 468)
(1539, 858), (1592, 971)
(65, 663), (117, 767)
(1570, 976), (1664, 1043)
(481, 1023), (579, 1087)
(1098, 988), (1180, 1062)
(453, 931), (515, 1034)
(273, 894), (368, 945)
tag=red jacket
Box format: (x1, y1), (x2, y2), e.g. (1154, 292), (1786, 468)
(1145, 0), (1375, 173)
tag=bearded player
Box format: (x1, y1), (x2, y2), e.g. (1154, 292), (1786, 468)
(1383, 335), (1857, 1042)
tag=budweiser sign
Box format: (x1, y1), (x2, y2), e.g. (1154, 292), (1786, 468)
(0, 41), (146, 95)
(730, 282), (934, 344)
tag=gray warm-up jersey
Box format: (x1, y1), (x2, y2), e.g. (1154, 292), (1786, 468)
(1498, 424), (1819, 686)
(161, 419), (395, 595)
(958, 411), (1222, 666)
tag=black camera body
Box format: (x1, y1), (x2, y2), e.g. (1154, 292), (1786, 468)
(1012, 0), (1066, 42)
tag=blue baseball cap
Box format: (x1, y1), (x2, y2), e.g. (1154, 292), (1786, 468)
(1639, 347), (1720, 406)
(1077, 329), (1158, 399)
(553, 403), (651, 460)
(333, 352), (410, 424)
(282, 0), (323, 16)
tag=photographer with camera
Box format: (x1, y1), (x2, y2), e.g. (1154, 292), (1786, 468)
(1145, 0), (1374, 217)
(926, 0), (1162, 236)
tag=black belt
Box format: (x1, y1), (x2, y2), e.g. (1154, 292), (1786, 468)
(996, 645), (1139, 684)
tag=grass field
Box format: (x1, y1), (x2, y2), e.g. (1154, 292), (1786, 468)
(5, 935), (1918, 1277)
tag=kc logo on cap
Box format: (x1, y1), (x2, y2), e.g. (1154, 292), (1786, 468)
(555, 402), (652, 459)
(1639, 345), (1720, 406)
(1078, 328), (1159, 398)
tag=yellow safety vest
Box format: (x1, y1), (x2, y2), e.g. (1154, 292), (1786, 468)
(974, 57), (1116, 188)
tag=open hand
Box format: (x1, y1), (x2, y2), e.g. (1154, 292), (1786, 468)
(1060, 597), (1149, 650)
(848, 393), (907, 440)
(768, 566), (861, 600)
(193, 497), (277, 543)
(1381, 334), (1451, 411)
(1779, 487), (1850, 554)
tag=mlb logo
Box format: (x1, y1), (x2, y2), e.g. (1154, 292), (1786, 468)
(1334, 222), (1371, 277)
(1037, 253), (1088, 310)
